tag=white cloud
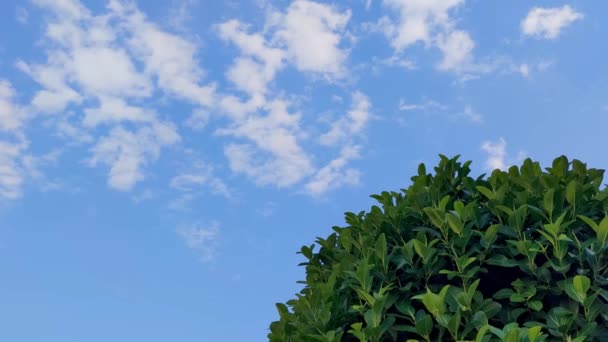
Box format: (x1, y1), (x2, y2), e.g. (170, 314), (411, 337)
(109, 0), (216, 106)
(16, 7), (29, 24)
(21, 149), (62, 192)
(460, 105), (482, 124)
(521, 5), (583, 40)
(54, 117), (94, 143)
(88, 121), (179, 191)
(167, 0), (199, 30)
(70, 47), (151, 97)
(214, 4), (358, 192)
(481, 138), (507, 171)
(15, 59), (82, 114)
(227, 57), (276, 97)
(132, 189), (154, 203)
(16, 0), (363, 198)
(382, 0), (463, 49)
(256, 201), (278, 217)
(514, 60), (554, 78)
(398, 98), (445, 112)
(217, 8), (349, 114)
(185, 108), (210, 130)
(19, 0), (222, 191)
(170, 161), (231, 198)
(0, 141), (25, 199)
(0, 80), (25, 132)
(32, 0), (91, 20)
(177, 221), (220, 262)
(320, 91), (371, 146)
(380, 0), (477, 73)
(436, 30), (474, 71)
(306, 145), (361, 196)
(212, 17), (314, 192)
(83, 96), (153, 127)
(217, 20), (285, 89)
(518, 63), (530, 77)
(272, 0), (351, 78)
(0, 80), (30, 200)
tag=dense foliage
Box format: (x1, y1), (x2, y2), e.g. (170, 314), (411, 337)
(269, 156), (608, 341)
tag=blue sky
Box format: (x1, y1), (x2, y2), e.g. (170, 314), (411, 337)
(0, 0), (607, 341)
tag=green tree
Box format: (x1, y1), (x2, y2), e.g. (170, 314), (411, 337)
(269, 155), (608, 341)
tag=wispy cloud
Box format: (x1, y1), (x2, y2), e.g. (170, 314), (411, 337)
(320, 91), (371, 146)
(398, 98), (446, 112)
(169, 158), (231, 209)
(87, 123), (179, 191)
(460, 106), (482, 124)
(256, 201), (278, 217)
(481, 138), (507, 171)
(480, 138), (526, 172)
(0, 141), (25, 200)
(305, 145), (361, 196)
(177, 221), (220, 262)
(0, 80), (29, 200)
(521, 5), (583, 40)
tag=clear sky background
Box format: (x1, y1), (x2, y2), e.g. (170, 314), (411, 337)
(1, 0), (607, 341)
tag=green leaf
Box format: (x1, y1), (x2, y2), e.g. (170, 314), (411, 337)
(476, 186), (495, 200)
(418, 162), (426, 176)
(493, 288), (514, 300)
(375, 233), (387, 266)
(364, 309), (379, 328)
(527, 326), (543, 342)
(504, 327), (519, 342)
(439, 195), (450, 212)
(415, 313), (433, 338)
(454, 201), (465, 218)
(482, 224), (500, 248)
(423, 207), (444, 229)
(571, 275), (591, 303)
(467, 279), (481, 301)
(472, 311), (488, 330)
(458, 256), (477, 272)
(395, 301), (415, 318)
(348, 323), (366, 341)
(578, 215), (599, 232)
(487, 325), (505, 339)
(487, 255), (519, 267)
(418, 286), (449, 318)
(412, 239), (427, 260)
(566, 180), (577, 206)
(599, 216), (608, 246)
(509, 293), (526, 303)
(573, 275), (591, 294)
(475, 325), (489, 342)
(355, 288), (376, 306)
(528, 300), (543, 311)
(543, 189), (555, 217)
(447, 309), (461, 338)
(446, 212), (464, 235)
(377, 315), (396, 338)
(276, 303), (290, 320)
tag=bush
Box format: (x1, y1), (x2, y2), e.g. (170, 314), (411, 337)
(268, 155), (608, 341)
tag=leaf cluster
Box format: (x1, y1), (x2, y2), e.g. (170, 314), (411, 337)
(269, 156), (608, 341)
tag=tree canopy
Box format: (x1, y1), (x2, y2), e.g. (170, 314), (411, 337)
(269, 155), (608, 341)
